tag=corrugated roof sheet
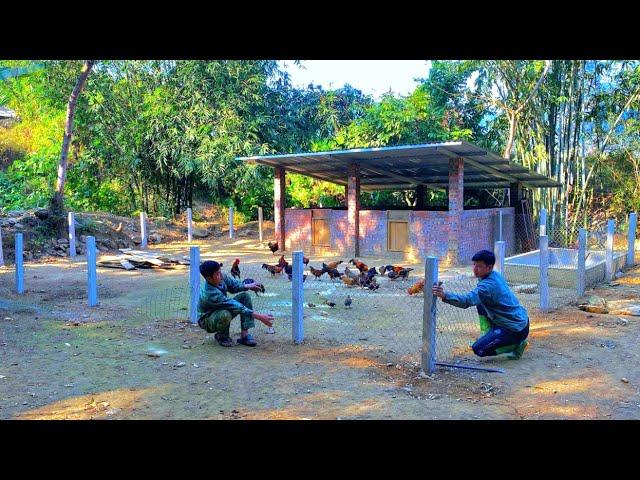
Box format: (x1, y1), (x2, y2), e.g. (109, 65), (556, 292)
(238, 141), (561, 191)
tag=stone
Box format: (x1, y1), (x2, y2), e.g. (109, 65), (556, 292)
(149, 233), (162, 244)
(33, 209), (49, 220)
(192, 227), (210, 239)
(132, 236), (142, 245)
(8, 210), (23, 218)
(1, 218), (17, 226)
(57, 238), (69, 245)
(13, 223), (24, 229)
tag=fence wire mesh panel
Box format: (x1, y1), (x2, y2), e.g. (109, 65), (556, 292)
(434, 274), (481, 365)
(145, 269), (191, 323)
(513, 214), (539, 254)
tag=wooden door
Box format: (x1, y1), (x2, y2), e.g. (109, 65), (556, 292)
(312, 218), (330, 246)
(388, 221), (408, 252)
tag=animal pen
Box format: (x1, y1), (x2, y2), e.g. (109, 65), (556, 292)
(1, 142), (637, 375)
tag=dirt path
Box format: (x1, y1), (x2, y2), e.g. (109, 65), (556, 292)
(1, 231), (639, 420)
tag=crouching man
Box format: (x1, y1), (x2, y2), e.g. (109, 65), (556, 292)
(432, 250), (529, 360)
(198, 260), (274, 347)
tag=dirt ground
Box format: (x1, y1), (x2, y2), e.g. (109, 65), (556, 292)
(1, 217), (640, 420)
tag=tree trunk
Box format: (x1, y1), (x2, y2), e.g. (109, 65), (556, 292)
(50, 60), (95, 214)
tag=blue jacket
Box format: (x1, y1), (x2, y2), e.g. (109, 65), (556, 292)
(442, 270), (529, 332)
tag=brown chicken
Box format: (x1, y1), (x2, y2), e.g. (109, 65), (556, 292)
(309, 266), (325, 280)
(261, 263), (283, 276)
(349, 258), (369, 273)
(407, 278), (425, 295)
(340, 275), (358, 287)
(267, 241), (279, 254)
(230, 258), (241, 279)
(322, 260), (343, 271)
(278, 255), (288, 267)
(303, 256), (310, 266)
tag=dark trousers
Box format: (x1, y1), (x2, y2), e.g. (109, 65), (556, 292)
(472, 319), (529, 357)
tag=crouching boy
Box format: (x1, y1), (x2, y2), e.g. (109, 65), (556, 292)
(198, 260), (274, 347)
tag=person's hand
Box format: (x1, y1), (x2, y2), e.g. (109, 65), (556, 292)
(246, 282), (262, 292)
(432, 282), (445, 299)
(253, 312), (274, 327)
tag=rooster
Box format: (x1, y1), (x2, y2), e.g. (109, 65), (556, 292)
(262, 263), (283, 277)
(243, 278), (265, 296)
(267, 241), (279, 255)
(348, 258), (369, 273)
(322, 260), (343, 271)
(407, 278), (425, 296)
(326, 268), (341, 281)
(387, 268), (414, 280)
(303, 256), (310, 266)
(278, 255), (288, 268)
(380, 264), (407, 276)
(309, 266), (325, 280)
(230, 258), (241, 279)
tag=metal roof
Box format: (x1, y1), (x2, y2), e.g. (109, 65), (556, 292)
(238, 141), (561, 191)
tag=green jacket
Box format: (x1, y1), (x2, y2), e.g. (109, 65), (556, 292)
(197, 273), (252, 318)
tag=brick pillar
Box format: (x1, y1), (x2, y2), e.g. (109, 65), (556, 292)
(416, 185), (425, 210)
(274, 166), (286, 251)
(348, 163), (360, 257)
(448, 158), (464, 265)
(344, 184), (349, 207)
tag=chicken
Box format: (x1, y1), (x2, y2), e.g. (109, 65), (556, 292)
(243, 278), (265, 295)
(388, 268), (414, 280)
(284, 264), (293, 276)
(303, 256), (310, 266)
(366, 267), (378, 279)
(326, 268), (341, 281)
(267, 241), (279, 255)
(380, 264), (407, 275)
(326, 301), (336, 308)
(340, 275), (358, 287)
(348, 258), (369, 273)
(344, 295), (352, 308)
(323, 260), (343, 271)
(407, 278), (425, 295)
(261, 263), (283, 276)
(278, 255), (288, 268)
(230, 258), (241, 279)
(309, 266), (325, 280)
(343, 266), (360, 281)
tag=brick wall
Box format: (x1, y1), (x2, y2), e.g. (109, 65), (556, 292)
(283, 207), (515, 264)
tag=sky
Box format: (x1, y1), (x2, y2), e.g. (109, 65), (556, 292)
(279, 60), (430, 99)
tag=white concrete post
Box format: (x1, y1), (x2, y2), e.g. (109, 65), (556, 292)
(87, 236), (98, 307)
(292, 250), (304, 344)
(68, 212), (77, 259)
(140, 212), (148, 249)
(15, 233), (24, 294)
(499, 210), (503, 242)
(187, 208), (193, 243)
(628, 212), (637, 268)
(229, 207), (234, 239)
(0, 225), (4, 267)
(494, 240), (506, 275)
(539, 208), (547, 236)
(422, 256), (438, 375)
(539, 234), (549, 311)
(606, 219), (614, 281)
(189, 246), (200, 324)
(258, 207), (263, 242)
(577, 228), (586, 297)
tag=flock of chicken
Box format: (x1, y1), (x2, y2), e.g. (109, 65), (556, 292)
(259, 240), (426, 296)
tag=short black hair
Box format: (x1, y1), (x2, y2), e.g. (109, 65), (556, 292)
(471, 250), (495, 266)
(200, 260), (222, 278)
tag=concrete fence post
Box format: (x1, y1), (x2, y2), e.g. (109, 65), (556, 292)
(229, 207), (234, 239)
(539, 234), (549, 311)
(577, 228), (586, 297)
(189, 246), (200, 324)
(187, 208), (193, 243)
(0, 225), (4, 267)
(258, 207), (264, 242)
(15, 233), (24, 294)
(606, 219), (614, 281)
(68, 212), (77, 259)
(628, 212), (637, 268)
(292, 250), (304, 344)
(422, 256), (438, 375)
(140, 212), (148, 249)
(499, 210), (503, 242)
(539, 208), (547, 236)
(494, 240), (506, 275)
(87, 236), (98, 307)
